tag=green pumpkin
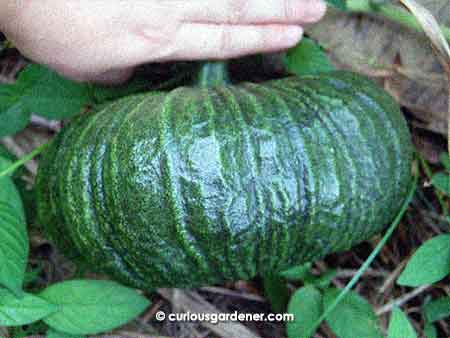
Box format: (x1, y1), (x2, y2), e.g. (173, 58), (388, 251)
(36, 65), (413, 289)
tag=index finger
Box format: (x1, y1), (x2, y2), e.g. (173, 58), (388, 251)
(173, 0), (327, 25)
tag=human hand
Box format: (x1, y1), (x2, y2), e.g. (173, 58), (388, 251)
(0, 0), (326, 84)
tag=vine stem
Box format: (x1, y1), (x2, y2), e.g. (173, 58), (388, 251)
(307, 165), (419, 337)
(0, 141), (51, 178)
(346, 0), (450, 42)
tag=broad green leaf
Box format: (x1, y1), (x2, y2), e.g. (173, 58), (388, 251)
(424, 322), (438, 338)
(440, 153), (450, 171)
(325, 0), (346, 10)
(304, 269), (338, 289)
(423, 296), (450, 322)
(0, 157), (25, 219)
(287, 286), (322, 338)
(0, 144), (16, 162)
(398, 235), (450, 286)
(284, 38), (335, 77)
(0, 99), (30, 138)
(280, 264), (336, 289)
(46, 328), (84, 338)
(431, 172), (450, 196)
(263, 273), (289, 313)
(280, 263), (313, 281)
(0, 288), (57, 326)
(0, 157), (28, 294)
(0, 204), (28, 295)
(0, 64), (90, 125)
(39, 280), (150, 335)
(323, 288), (382, 338)
(387, 307), (417, 338)
(0, 150), (36, 223)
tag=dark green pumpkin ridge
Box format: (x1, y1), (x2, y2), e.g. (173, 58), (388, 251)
(286, 82), (373, 248)
(68, 96), (149, 286)
(36, 71), (413, 290)
(97, 95), (157, 285)
(305, 74), (411, 226)
(161, 89), (218, 284)
(237, 84), (308, 272)
(220, 86), (266, 279)
(115, 93), (196, 286)
(113, 95), (178, 286)
(265, 80), (355, 260)
(185, 89), (232, 282)
(277, 76), (406, 248)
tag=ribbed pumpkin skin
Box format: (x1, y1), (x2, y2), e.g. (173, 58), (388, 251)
(37, 71), (413, 289)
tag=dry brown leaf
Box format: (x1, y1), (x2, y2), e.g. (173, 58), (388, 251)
(398, 0), (450, 151)
(399, 0), (450, 58)
(307, 0), (450, 137)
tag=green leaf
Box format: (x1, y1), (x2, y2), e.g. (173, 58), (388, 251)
(0, 205), (28, 295)
(287, 286), (323, 338)
(424, 322), (438, 338)
(387, 307), (417, 338)
(0, 148), (37, 223)
(0, 158), (28, 294)
(398, 235), (450, 286)
(0, 144), (30, 185)
(0, 98), (31, 138)
(39, 280), (150, 335)
(325, 0), (347, 10)
(263, 273), (289, 313)
(305, 269), (338, 289)
(0, 64), (90, 126)
(323, 288), (382, 338)
(280, 263), (313, 281)
(431, 172), (450, 196)
(0, 157), (25, 219)
(423, 296), (450, 322)
(46, 328), (84, 338)
(440, 153), (450, 172)
(0, 144), (14, 161)
(284, 38), (335, 77)
(0, 288), (58, 326)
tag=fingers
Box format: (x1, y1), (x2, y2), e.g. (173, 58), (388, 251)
(1, 0), (320, 83)
(162, 23), (304, 61)
(175, 0), (327, 25)
(88, 67), (135, 85)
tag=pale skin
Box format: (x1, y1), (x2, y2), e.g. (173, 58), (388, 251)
(0, 0), (326, 84)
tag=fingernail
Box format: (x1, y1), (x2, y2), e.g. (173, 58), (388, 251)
(284, 26), (303, 45)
